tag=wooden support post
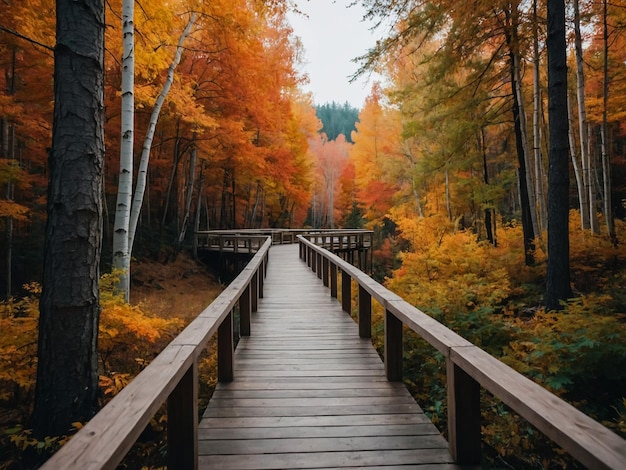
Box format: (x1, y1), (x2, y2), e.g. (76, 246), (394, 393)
(240, 285), (251, 336)
(384, 309), (402, 381)
(358, 285), (371, 338)
(322, 257), (329, 287)
(251, 272), (258, 312)
(311, 248), (316, 272)
(341, 270), (351, 314)
(307, 246), (312, 267)
(317, 253), (323, 280)
(258, 263), (264, 299)
(168, 361), (198, 470)
(447, 359), (481, 465)
(330, 262), (337, 298)
(218, 311), (234, 382)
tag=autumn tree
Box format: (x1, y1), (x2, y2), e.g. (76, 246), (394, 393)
(545, 0), (573, 310)
(32, 0), (105, 437)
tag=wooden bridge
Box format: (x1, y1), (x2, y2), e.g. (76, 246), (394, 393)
(42, 231), (626, 469)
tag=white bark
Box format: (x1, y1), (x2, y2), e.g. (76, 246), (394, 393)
(128, 12), (197, 254)
(532, 0), (546, 227)
(112, 0), (134, 301)
(567, 93), (585, 229)
(573, 0), (591, 230)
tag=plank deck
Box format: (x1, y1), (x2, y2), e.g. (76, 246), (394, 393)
(198, 244), (465, 469)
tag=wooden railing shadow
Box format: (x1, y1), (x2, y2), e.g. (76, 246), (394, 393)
(298, 235), (626, 470)
(41, 238), (272, 470)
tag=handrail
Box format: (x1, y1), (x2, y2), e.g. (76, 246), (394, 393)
(41, 237), (272, 470)
(195, 228), (373, 246)
(297, 235), (626, 469)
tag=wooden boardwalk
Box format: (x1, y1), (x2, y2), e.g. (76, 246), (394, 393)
(198, 244), (464, 469)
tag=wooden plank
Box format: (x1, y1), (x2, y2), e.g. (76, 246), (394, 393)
(199, 449), (454, 469)
(198, 435), (449, 454)
(198, 424), (440, 440)
(199, 413), (434, 429)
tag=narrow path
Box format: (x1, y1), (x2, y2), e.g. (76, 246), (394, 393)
(198, 244), (462, 469)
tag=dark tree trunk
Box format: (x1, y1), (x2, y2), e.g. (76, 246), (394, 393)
(32, 0), (105, 438)
(510, 51), (536, 265)
(545, 0), (573, 310)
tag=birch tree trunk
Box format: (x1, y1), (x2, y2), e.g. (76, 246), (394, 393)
(532, 0), (547, 227)
(600, 0), (616, 243)
(568, 93), (586, 229)
(112, 0), (134, 301)
(573, 0), (591, 230)
(128, 12), (197, 254)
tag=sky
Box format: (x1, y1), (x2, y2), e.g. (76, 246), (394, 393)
(287, 1), (384, 109)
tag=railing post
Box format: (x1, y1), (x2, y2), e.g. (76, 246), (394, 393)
(311, 247), (317, 272)
(447, 359), (481, 465)
(384, 309), (402, 381)
(257, 260), (265, 299)
(317, 252), (323, 280)
(358, 285), (371, 338)
(322, 257), (329, 287)
(307, 245), (312, 267)
(217, 311), (235, 382)
(330, 262), (337, 298)
(218, 311), (234, 382)
(240, 284), (251, 336)
(167, 361), (198, 470)
(341, 270), (351, 314)
(251, 272), (258, 312)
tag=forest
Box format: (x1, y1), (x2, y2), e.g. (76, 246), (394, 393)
(1, 0), (626, 468)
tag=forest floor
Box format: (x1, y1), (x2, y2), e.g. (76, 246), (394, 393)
(130, 252), (223, 321)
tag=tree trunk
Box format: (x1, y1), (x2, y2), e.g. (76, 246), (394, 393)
(510, 5), (540, 237)
(32, 0), (105, 438)
(545, 0), (573, 310)
(532, 0), (547, 228)
(174, 146), (197, 254)
(568, 93), (586, 229)
(588, 122), (599, 233)
(128, 13), (196, 254)
(160, 121), (182, 231)
(192, 161), (204, 258)
(479, 128), (495, 245)
(573, 0), (591, 230)
(510, 50), (536, 265)
(112, 0), (135, 301)
(600, 0), (616, 244)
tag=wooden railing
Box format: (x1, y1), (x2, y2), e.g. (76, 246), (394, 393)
(41, 238), (272, 470)
(298, 236), (626, 470)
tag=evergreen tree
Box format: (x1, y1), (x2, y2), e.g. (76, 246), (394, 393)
(315, 101), (359, 142)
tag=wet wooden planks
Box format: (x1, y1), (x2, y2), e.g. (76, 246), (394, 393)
(198, 244), (462, 469)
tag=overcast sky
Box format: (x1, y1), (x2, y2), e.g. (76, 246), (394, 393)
(287, 0), (383, 109)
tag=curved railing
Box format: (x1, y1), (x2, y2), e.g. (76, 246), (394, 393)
(41, 238), (272, 470)
(298, 235), (626, 469)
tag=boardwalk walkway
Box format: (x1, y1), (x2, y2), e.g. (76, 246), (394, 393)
(198, 244), (463, 469)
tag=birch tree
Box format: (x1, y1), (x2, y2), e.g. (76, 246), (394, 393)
(112, 0), (135, 301)
(112, 11), (197, 299)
